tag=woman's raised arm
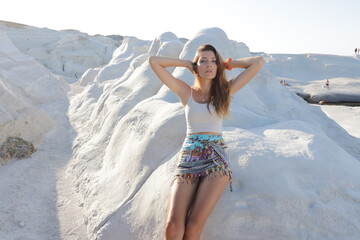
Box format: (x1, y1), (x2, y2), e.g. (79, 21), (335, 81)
(227, 56), (265, 96)
(148, 56), (193, 97)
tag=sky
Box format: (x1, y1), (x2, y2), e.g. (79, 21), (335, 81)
(1, 0), (360, 56)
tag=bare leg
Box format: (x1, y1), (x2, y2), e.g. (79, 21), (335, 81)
(183, 175), (230, 240)
(164, 178), (199, 240)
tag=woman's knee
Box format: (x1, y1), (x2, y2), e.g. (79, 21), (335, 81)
(164, 219), (185, 239)
(184, 220), (203, 239)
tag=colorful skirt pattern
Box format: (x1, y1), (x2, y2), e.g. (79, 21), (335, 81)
(172, 134), (233, 191)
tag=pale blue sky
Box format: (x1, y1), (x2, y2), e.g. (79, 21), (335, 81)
(1, 0), (359, 55)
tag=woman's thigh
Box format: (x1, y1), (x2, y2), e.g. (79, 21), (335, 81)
(166, 179), (199, 224)
(187, 175), (229, 227)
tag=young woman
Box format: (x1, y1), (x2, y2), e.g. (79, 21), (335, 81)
(149, 44), (264, 240)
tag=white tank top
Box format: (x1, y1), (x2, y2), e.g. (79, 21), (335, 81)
(185, 88), (223, 134)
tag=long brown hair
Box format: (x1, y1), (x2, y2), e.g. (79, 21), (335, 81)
(192, 44), (231, 117)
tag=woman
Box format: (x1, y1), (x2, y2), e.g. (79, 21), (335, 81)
(149, 44), (264, 240)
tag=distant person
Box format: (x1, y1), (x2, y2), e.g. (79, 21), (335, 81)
(355, 48), (358, 55)
(325, 79), (330, 88)
(149, 44), (264, 240)
(280, 80), (290, 86)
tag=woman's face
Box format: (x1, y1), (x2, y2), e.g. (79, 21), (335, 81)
(196, 50), (217, 80)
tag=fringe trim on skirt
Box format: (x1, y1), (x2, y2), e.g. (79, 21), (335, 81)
(171, 134), (233, 192)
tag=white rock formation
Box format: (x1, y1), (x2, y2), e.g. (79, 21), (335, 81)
(264, 53), (360, 104)
(1, 21), (359, 240)
(68, 28), (360, 240)
(0, 21), (123, 239)
(0, 31), (58, 144)
(0, 20), (120, 82)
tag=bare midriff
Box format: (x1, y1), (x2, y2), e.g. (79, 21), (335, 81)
(188, 131), (222, 136)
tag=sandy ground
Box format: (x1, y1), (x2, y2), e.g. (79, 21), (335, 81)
(55, 88), (88, 240)
(57, 164), (88, 240)
(0, 94), (87, 240)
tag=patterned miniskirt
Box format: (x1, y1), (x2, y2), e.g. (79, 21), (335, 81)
(172, 134), (233, 191)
